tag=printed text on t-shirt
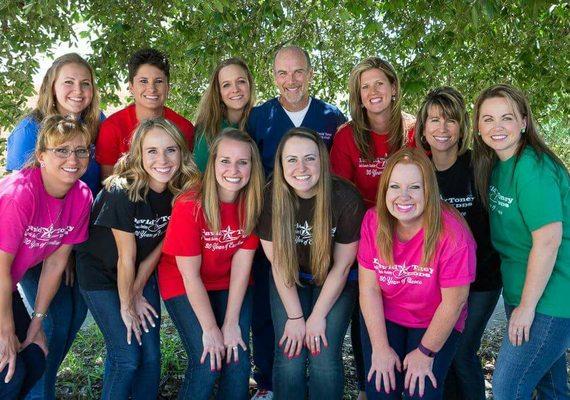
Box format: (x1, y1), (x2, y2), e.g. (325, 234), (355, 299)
(203, 226), (247, 251)
(295, 221), (337, 245)
(23, 225), (75, 249)
(358, 157), (387, 177)
(488, 185), (513, 215)
(134, 216), (170, 239)
(373, 258), (434, 286)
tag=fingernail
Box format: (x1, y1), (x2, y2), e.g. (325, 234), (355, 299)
(144, 329), (149, 333)
(211, 368), (215, 372)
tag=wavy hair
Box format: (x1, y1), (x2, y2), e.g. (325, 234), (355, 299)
(415, 87), (471, 155)
(32, 53), (100, 143)
(472, 84), (567, 207)
(375, 148), (443, 266)
(105, 118), (200, 203)
(272, 128), (332, 286)
(200, 128), (264, 234)
(348, 57), (411, 160)
(194, 58), (255, 146)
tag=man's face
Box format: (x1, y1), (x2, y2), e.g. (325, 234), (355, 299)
(273, 49), (313, 111)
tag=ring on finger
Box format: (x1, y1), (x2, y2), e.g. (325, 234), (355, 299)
(232, 346), (238, 350)
(314, 337), (319, 342)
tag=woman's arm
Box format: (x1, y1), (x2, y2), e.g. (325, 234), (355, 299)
(176, 255), (225, 371)
(260, 239), (305, 359)
(359, 264), (401, 394)
(508, 221), (562, 345)
(0, 251), (19, 384)
(221, 248), (255, 363)
(306, 241), (357, 354)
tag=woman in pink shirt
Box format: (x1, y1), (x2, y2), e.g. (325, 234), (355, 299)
(0, 116), (93, 399)
(358, 148), (476, 400)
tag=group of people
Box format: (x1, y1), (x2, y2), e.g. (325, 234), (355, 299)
(0, 44), (567, 400)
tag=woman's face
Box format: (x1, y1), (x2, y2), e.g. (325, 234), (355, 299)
(424, 105), (461, 156)
(215, 138), (252, 203)
(141, 127), (181, 193)
(129, 64), (169, 113)
(53, 63), (94, 118)
(281, 136), (320, 199)
(359, 68), (395, 118)
(478, 96), (526, 161)
(218, 64), (251, 115)
(385, 162), (425, 231)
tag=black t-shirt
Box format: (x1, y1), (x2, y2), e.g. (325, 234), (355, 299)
(76, 186), (173, 290)
(436, 150), (502, 291)
(257, 177), (365, 275)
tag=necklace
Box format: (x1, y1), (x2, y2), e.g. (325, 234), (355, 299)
(46, 201), (64, 230)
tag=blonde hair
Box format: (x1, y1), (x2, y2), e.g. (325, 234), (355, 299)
(33, 53), (100, 143)
(271, 128), (332, 286)
(348, 57), (410, 160)
(105, 118), (200, 202)
(375, 148), (442, 266)
(200, 128), (264, 234)
(194, 58), (255, 146)
(415, 87), (471, 156)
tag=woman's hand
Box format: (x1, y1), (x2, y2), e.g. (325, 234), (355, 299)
(133, 294), (158, 333)
(201, 326), (225, 372)
(403, 348), (436, 398)
(279, 317), (306, 359)
(120, 306), (141, 346)
(368, 346), (401, 394)
(305, 313), (328, 356)
(21, 317), (48, 356)
(0, 329), (20, 383)
(508, 305), (535, 346)
(221, 322), (246, 364)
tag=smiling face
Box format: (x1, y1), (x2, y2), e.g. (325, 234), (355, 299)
(215, 138), (252, 203)
(386, 162), (425, 232)
(359, 68), (395, 118)
(281, 136), (320, 199)
(424, 105), (460, 156)
(273, 48), (313, 112)
(141, 127), (181, 193)
(218, 64), (251, 116)
(53, 63), (94, 118)
(129, 64), (169, 115)
(478, 96), (526, 161)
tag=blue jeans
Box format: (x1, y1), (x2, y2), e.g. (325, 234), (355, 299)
(251, 251), (274, 391)
(80, 274), (161, 400)
(0, 292), (46, 400)
(361, 317), (461, 400)
(492, 303), (570, 400)
(164, 288), (253, 400)
(445, 288), (501, 400)
(270, 275), (357, 400)
(19, 260), (87, 400)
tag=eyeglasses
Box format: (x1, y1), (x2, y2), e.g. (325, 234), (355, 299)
(46, 147), (91, 159)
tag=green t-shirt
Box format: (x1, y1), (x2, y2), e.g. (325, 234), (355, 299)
(489, 147), (570, 317)
(193, 120), (236, 173)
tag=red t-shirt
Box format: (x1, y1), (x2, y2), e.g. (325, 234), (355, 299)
(95, 104), (195, 166)
(330, 122), (416, 208)
(158, 194), (259, 299)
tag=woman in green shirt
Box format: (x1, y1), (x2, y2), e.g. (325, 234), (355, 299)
(472, 84), (569, 400)
(193, 58), (256, 172)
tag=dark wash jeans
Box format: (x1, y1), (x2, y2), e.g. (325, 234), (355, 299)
(0, 291), (46, 400)
(80, 274), (161, 400)
(269, 274), (357, 400)
(164, 288), (253, 400)
(360, 316), (460, 400)
(19, 261), (87, 400)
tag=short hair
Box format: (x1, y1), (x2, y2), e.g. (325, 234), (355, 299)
(273, 45), (312, 71)
(127, 48), (170, 83)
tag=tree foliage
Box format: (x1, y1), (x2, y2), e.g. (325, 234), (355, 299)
(1, 0), (568, 131)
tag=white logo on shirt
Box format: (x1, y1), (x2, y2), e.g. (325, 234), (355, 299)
(295, 221), (336, 246)
(23, 225), (75, 249)
(488, 185), (513, 215)
(134, 216), (170, 239)
(372, 258), (433, 286)
(441, 194), (474, 216)
(358, 157), (388, 177)
(202, 226), (247, 251)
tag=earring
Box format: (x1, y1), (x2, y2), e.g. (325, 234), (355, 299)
(420, 135), (427, 144)
(521, 128), (526, 134)
(40, 161), (46, 168)
(476, 131), (481, 136)
(391, 95), (396, 101)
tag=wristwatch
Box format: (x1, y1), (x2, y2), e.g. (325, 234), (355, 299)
(32, 311), (48, 320)
(417, 342), (437, 358)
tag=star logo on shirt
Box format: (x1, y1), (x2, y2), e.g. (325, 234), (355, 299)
(219, 226), (239, 243)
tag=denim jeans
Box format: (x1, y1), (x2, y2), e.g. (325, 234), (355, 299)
(444, 288), (501, 400)
(80, 274), (161, 400)
(164, 288), (253, 400)
(351, 292), (366, 391)
(492, 303), (570, 400)
(19, 260), (87, 400)
(251, 251), (274, 391)
(0, 292), (46, 400)
(270, 275), (357, 400)
(361, 317), (461, 400)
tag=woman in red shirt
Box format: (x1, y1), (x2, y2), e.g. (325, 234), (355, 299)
(158, 129), (264, 400)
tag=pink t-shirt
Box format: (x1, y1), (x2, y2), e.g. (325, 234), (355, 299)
(0, 168), (92, 290)
(357, 208), (476, 331)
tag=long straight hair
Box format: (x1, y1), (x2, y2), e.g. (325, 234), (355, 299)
(271, 128), (332, 286)
(105, 118), (200, 203)
(375, 148), (443, 266)
(200, 128), (264, 234)
(472, 84), (568, 207)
